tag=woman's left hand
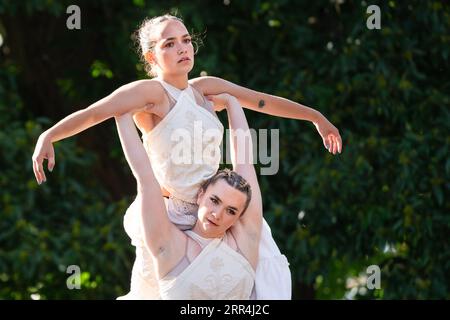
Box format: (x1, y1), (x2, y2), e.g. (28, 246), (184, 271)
(212, 103), (227, 112)
(205, 93), (235, 112)
(313, 115), (342, 155)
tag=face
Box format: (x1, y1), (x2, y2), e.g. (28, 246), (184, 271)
(196, 179), (248, 238)
(146, 19), (194, 77)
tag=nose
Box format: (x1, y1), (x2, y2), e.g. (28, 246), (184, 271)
(211, 210), (222, 221)
(177, 42), (187, 55)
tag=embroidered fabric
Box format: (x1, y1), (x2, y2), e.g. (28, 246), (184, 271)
(167, 196), (199, 230)
(141, 79), (224, 203)
(158, 230), (255, 300)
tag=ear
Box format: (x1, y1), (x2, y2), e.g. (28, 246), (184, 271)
(196, 188), (205, 206)
(144, 51), (156, 65)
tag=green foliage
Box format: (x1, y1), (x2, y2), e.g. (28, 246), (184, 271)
(0, 65), (134, 299)
(0, 0), (448, 299)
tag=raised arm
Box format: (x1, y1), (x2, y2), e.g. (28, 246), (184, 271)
(206, 93), (263, 234)
(190, 76), (342, 155)
(114, 113), (174, 257)
(32, 79), (163, 184)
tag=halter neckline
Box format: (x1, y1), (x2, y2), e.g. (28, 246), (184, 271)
(159, 78), (189, 92)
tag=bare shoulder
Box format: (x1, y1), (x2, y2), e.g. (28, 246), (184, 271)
(189, 76), (229, 93)
(189, 76), (252, 98)
(120, 79), (166, 104)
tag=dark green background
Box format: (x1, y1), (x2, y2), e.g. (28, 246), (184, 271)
(0, 0), (448, 299)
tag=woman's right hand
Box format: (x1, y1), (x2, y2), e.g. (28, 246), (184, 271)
(32, 133), (55, 184)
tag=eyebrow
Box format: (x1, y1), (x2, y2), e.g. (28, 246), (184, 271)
(162, 34), (191, 43)
(211, 194), (238, 212)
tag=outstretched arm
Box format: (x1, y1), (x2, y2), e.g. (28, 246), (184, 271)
(190, 76), (342, 155)
(114, 113), (173, 256)
(32, 80), (162, 184)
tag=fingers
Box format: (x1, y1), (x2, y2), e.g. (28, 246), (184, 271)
(47, 145), (56, 172)
(205, 94), (226, 103)
(205, 95), (226, 111)
(322, 137), (329, 150)
(33, 154), (53, 185)
(143, 103), (155, 112)
(337, 134), (342, 153)
(32, 159), (42, 184)
(48, 155), (55, 172)
(32, 157), (46, 184)
(322, 131), (343, 155)
(328, 134), (342, 155)
(324, 135), (338, 155)
(332, 135), (338, 154)
(38, 158), (47, 184)
(327, 135), (333, 153)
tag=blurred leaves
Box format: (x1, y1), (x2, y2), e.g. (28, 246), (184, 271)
(0, 0), (449, 299)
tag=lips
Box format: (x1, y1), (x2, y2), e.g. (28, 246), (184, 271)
(178, 57), (191, 63)
(206, 218), (218, 226)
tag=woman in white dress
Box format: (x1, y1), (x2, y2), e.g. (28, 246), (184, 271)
(31, 14), (342, 299)
(115, 93), (261, 299)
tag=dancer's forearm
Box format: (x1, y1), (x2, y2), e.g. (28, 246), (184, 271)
(246, 93), (322, 123)
(32, 80), (162, 185)
(44, 81), (155, 143)
(229, 85), (322, 122)
(115, 113), (171, 256)
(226, 98), (254, 171)
(225, 95), (263, 231)
(196, 76), (342, 154)
(193, 76), (322, 122)
(43, 107), (104, 143)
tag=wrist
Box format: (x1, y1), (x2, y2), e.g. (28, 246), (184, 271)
(225, 95), (239, 109)
(311, 110), (324, 124)
(41, 130), (54, 143)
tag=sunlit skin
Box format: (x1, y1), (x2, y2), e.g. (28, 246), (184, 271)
(31, 18), (343, 185)
(193, 179), (248, 239)
(144, 19), (194, 89)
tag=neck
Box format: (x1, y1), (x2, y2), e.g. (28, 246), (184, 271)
(159, 74), (189, 90)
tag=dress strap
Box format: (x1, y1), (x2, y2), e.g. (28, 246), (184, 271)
(156, 78), (185, 101)
(185, 86), (196, 102)
(190, 84), (209, 108)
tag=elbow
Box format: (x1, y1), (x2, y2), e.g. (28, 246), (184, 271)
(92, 94), (123, 121)
(88, 105), (111, 125)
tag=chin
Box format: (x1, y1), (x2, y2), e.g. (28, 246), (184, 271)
(185, 65), (194, 73)
(201, 222), (221, 235)
(174, 66), (192, 76)
(200, 228), (216, 238)
(182, 61), (194, 69)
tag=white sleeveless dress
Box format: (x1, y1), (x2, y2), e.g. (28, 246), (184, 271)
(117, 79), (291, 300)
(159, 230), (255, 300)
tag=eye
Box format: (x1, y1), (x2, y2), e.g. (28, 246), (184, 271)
(210, 197), (218, 204)
(165, 42), (174, 48)
(184, 38), (192, 43)
(227, 209), (236, 215)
